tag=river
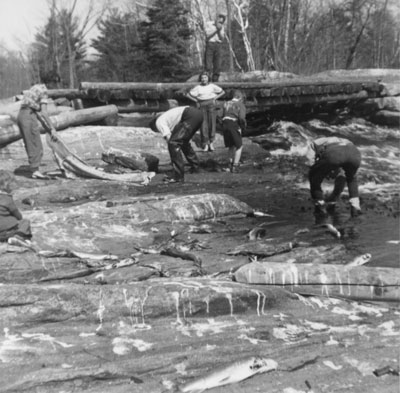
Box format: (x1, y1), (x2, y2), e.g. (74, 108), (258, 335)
(265, 118), (399, 268)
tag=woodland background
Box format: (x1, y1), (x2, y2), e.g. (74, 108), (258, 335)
(0, 0), (399, 99)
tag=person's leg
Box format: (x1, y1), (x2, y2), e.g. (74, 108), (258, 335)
(167, 142), (185, 182)
(18, 109), (43, 173)
(15, 219), (32, 239)
(204, 43), (213, 75)
(212, 43), (221, 82)
(230, 124), (243, 173)
(343, 146), (362, 216)
(199, 105), (210, 149)
(182, 142), (199, 172)
(209, 103), (217, 150)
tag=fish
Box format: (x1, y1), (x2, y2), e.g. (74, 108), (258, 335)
(70, 251), (119, 261)
(345, 253), (372, 267)
(321, 224), (341, 239)
(179, 356), (278, 393)
(38, 249), (119, 261)
(188, 224), (212, 234)
(7, 237), (37, 252)
(247, 227), (267, 241)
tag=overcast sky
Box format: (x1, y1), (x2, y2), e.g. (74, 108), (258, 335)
(0, 0), (129, 53)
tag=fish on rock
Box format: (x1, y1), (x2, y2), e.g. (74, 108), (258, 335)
(179, 356), (278, 393)
(345, 253), (372, 267)
(247, 227), (267, 241)
(321, 224), (341, 239)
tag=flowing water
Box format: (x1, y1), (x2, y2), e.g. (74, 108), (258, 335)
(267, 118), (400, 268)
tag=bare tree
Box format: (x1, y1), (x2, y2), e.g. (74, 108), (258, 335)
(231, 0), (255, 71)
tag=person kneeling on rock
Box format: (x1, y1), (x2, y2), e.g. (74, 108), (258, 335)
(307, 137), (362, 223)
(149, 106), (203, 183)
(0, 170), (32, 242)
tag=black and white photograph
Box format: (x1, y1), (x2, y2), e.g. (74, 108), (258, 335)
(0, 0), (399, 392)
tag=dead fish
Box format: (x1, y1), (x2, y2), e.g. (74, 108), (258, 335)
(248, 210), (275, 217)
(321, 224), (341, 239)
(345, 253), (372, 267)
(7, 237), (37, 252)
(295, 228), (310, 236)
(108, 257), (138, 269)
(70, 251), (119, 261)
(161, 246), (202, 267)
(247, 227), (267, 241)
(179, 356), (278, 393)
(188, 224), (212, 234)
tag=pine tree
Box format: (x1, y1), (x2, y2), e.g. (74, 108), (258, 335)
(139, 0), (194, 81)
(91, 9), (140, 81)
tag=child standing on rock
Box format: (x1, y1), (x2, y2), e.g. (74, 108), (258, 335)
(0, 170), (32, 242)
(222, 90), (247, 173)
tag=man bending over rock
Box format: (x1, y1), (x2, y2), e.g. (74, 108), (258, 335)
(149, 106), (203, 183)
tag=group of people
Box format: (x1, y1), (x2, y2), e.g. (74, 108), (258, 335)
(0, 16), (363, 244)
(150, 74), (363, 222)
(150, 70), (246, 183)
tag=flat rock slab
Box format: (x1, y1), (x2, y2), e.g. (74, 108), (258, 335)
(0, 278), (398, 393)
(15, 193), (253, 253)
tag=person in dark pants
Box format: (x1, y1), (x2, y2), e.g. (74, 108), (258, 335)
(17, 83), (58, 179)
(204, 14), (226, 82)
(149, 106), (203, 183)
(222, 90), (246, 173)
(308, 137), (362, 221)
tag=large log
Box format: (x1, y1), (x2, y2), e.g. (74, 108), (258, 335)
(0, 105), (118, 147)
(234, 261), (400, 301)
(47, 88), (86, 100)
(79, 81), (382, 103)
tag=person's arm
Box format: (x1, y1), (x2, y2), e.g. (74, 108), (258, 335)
(156, 118), (172, 141)
(216, 24), (225, 40)
(187, 86), (200, 106)
(239, 103), (247, 130)
(35, 111), (58, 142)
(205, 22), (219, 41)
(212, 86), (225, 102)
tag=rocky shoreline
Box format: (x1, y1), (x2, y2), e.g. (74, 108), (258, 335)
(0, 69), (399, 392)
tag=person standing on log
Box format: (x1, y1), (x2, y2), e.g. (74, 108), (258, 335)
(17, 84), (58, 179)
(0, 170), (32, 242)
(204, 14), (226, 82)
(149, 106), (203, 183)
(187, 71), (225, 152)
(308, 137), (362, 222)
(222, 90), (246, 173)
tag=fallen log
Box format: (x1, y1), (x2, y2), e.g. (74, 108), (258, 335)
(234, 261), (400, 301)
(0, 105), (119, 147)
(102, 147), (159, 172)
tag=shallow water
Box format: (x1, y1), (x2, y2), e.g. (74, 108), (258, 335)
(247, 118), (400, 268)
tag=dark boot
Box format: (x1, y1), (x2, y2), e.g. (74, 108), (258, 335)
(314, 201), (328, 225)
(350, 206), (362, 218)
(230, 164), (240, 173)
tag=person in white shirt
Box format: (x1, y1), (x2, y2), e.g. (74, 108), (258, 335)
(204, 14), (226, 82)
(187, 72), (225, 152)
(149, 106), (203, 183)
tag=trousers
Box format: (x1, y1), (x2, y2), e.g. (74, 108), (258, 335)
(17, 107), (43, 172)
(168, 107), (203, 181)
(309, 143), (361, 201)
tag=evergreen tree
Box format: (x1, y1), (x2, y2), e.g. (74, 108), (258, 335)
(32, 7), (86, 87)
(91, 9), (140, 81)
(139, 0), (194, 81)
